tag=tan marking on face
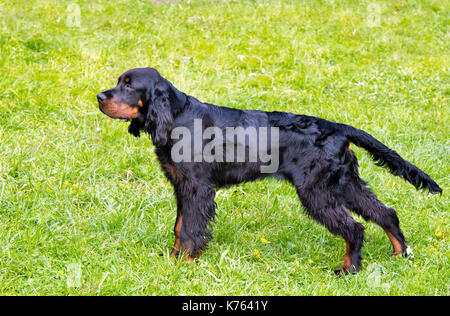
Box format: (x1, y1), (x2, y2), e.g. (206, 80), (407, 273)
(138, 99), (143, 107)
(99, 98), (140, 119)
(124, 77), (130, 83)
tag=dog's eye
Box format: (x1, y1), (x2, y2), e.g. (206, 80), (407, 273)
(125, 84), (133, 89)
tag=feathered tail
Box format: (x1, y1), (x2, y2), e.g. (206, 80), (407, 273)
(341, 124), (442, 194)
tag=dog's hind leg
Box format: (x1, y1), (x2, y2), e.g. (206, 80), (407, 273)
(339, 174), (408, 256)
(295, 183), (365, 275)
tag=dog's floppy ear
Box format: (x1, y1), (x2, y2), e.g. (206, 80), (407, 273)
(145, 80), (174, 147)
(144, 73), (186, 147)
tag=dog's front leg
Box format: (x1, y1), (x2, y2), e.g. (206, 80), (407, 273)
(170, 212), (182, 257)
(175, 180), (216, 261)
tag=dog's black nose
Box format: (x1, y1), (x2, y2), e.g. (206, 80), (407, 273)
(97, 92), (107, 102)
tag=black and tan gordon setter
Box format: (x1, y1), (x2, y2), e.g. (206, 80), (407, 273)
(97, 67), (441, 275)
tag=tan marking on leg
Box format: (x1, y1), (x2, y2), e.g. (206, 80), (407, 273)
(342, 240), (351, 270)
(186, 250), (202, 263)
(161, 162), (183, 183)
(170, 216), (182, 257)
(384, 229), (403, 255)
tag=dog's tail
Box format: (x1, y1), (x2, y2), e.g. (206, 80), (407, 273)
(340, 124), (442, 194)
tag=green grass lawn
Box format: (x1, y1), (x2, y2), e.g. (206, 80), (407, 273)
(0, 0), (448, 295)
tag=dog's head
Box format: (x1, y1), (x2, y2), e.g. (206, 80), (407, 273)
(97, 67), (186, 146)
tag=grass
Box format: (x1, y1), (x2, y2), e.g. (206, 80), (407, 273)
(0, 0), (448, 295)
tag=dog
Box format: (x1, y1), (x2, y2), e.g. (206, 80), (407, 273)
(97, 67), (441, 274)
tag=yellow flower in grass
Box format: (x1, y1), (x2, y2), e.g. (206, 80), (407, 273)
(260, 237), (269, 243)
(254, 248), (260, 258)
